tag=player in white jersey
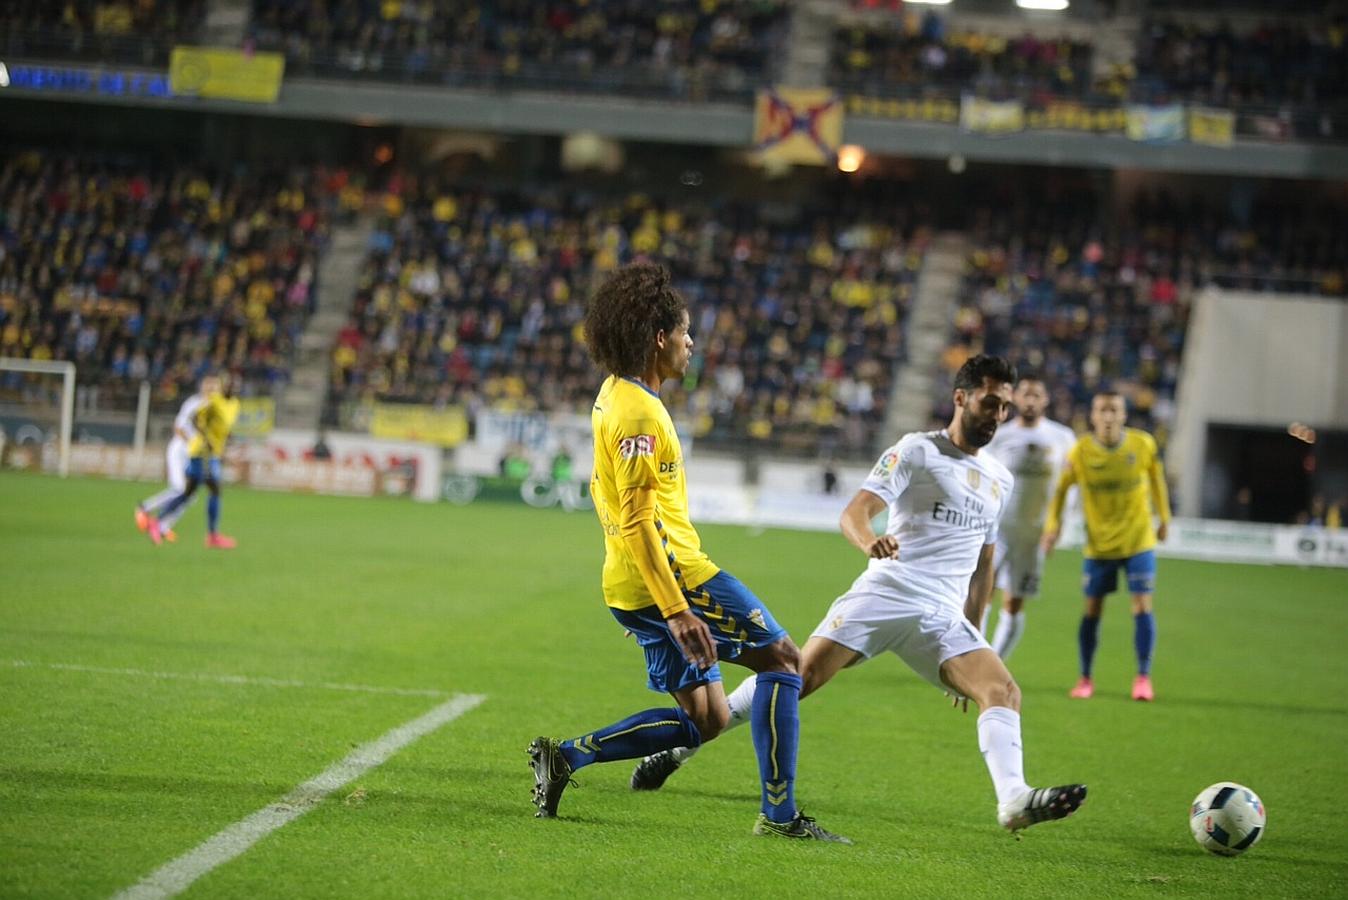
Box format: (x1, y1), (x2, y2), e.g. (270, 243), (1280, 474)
(631, 356), (1087, 832)
(134, 374), (219, 541)
(981, 375), (1077, 660)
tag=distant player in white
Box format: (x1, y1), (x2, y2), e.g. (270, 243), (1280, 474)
(631, 356), (1087, 832)
(982, 374), (1077, 660)
(135, 374), (218, 541)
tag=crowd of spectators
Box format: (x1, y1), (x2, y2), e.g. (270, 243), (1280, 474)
(0, 0), (204, 65)
(328, 177), (926, 458)
(932, 184), (1348, 442)
(0, 152), (340, 410)
(833, 10), (1348, 118)
(246, 0), (789, 100)
(833, 11), (1096, 100)
(1133, 17), (1348, 107)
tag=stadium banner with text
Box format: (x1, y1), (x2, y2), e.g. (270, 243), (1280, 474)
(753, 88), (844, 166)
(169, 47), (285, 104)
(1125, 103), (1186, 143)
(844, 94), (959, 125)
(247, 459), (381, 497)
(1025, 100), (1127, 134)
(232, 397), (275, 439)
(959, 95), (1025, 135)
(1188, 106), (1236, 147)
(369, 402), (468, 448)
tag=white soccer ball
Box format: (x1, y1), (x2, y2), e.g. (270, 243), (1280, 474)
(1190, 782), (1266, 856)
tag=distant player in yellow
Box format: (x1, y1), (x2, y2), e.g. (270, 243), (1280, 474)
(1042, 391), (1171, 701)
(527, 263), (848, 842)
(149, 374), (241, 549)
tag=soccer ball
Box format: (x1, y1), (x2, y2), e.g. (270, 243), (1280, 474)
(1190, 782), (1266, 856)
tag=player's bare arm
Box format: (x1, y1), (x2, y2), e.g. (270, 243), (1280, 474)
(965, 543), (997, 630)
(618, 483), (715, 669)
(840, 489), (897, 559)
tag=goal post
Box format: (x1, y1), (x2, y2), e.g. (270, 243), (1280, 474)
(0, 358), (75, 477)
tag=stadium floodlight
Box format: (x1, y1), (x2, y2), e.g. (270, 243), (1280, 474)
(1016, 0), (1069, 9)
(0, 358), (75, 477)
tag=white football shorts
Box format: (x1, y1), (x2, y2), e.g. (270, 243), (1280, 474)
(809, 566), (989, 691)
(994, 529), (1046, 599)
(165, 438), (190, 493)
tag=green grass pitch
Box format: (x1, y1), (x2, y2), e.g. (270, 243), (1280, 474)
(3, 471), (1347, 898)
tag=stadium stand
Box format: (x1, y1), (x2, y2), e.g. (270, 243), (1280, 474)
(931, 184), (1348, 439)
(0, 0), (205, 66)
(244, 0), (791, 100)
(833, 12), (1096, 99)
(0, 151), (337, 408)
(325, 177), (927, 457)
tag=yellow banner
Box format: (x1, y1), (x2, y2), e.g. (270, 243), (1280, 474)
(753, 88), (844, 166)
(233, 397), (275, 438)
(959, 96), (1025, 134)
(1188, 106), (1236, 147)
(370, 403), (468, 448)
(170, 46), (285, 104)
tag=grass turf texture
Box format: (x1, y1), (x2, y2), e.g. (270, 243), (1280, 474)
(2, 471), (1346, 899)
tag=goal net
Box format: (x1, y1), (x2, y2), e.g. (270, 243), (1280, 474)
(0, 358), (75, 477)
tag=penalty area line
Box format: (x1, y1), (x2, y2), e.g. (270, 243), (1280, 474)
(6, 659), (449, 698)
(110, 692), (486, 900)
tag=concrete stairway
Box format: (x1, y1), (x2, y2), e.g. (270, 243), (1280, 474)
(882, 232), (968, 444)
(274, 220), (372, 431)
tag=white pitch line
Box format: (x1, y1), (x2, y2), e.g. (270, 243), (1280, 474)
(111, 692), (486, 900)
(6, 660), (448, 698)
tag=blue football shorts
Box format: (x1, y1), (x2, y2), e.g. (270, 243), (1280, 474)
(1083, 550), (1157, 597)
(185, 456), (222, 483)
(609, 570), (788, 695)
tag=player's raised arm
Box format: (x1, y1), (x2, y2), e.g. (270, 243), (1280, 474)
(965, 542), (997, 630)
(1041, 450), (1079, 554)
(1148, 439), (1172, 542)
(840, 489), (896, 559)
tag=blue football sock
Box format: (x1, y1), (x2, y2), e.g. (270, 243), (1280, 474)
(1078, 616), (1101, 677)
(158, 491), (190, 519)
(751, 671), (801, 824)
(1134, 612), (1156, 676)
(560, 706), (701, 772)
(207, 494), (220, 534)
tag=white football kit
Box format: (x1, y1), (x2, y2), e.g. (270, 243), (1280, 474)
(983, 418), (1076, 598)
(810, 429), (1014, 689)
(166, 394), (205, 491)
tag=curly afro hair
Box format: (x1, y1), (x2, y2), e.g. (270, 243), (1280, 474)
(584, 263), (687, 378)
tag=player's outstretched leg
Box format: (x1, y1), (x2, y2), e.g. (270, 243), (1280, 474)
(529, 707), (704, 818)
(943, 648), (1087, 834)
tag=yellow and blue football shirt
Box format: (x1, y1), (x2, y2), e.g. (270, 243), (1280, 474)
(189, 392), (241, 458)
(590, 375), (718, 616)
(1046, 428), (1171, 560)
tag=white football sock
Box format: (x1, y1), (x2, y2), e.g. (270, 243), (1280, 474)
(141, 487), (178, 513)
(991, 611), (1025, 660)
(977, 706), (1030, 806)
(723, 673), (757, 733)
(670, 746), (697, 763)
